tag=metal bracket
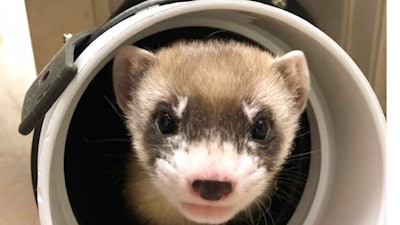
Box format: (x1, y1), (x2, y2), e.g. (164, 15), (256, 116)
(18, 29), (94, 135)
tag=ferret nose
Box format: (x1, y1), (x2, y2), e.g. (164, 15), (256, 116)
(192, 180), (232, 201)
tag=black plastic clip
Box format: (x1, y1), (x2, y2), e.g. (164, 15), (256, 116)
(19, 29), (94, 135)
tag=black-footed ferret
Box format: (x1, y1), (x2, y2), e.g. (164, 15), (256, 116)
(112, 40), (309, 225)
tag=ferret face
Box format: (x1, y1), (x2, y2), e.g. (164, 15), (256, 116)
(113, 40), (309, 224)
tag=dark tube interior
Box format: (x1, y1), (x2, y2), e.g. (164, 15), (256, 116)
(62, 27), (312, 225)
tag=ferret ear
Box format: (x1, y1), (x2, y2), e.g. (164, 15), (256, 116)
(273, 50), (310, 113)
(112, 46), (156, 114)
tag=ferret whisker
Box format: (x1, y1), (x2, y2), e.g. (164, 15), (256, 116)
(279, 170), (307, 177)
(277, 177), (307, 186)
(280, 165), (304, 171)
(267, 196), (274, 225)
(274, 192), (298, 209)
(245, 206), (255, 225)
(295, 125), (321, 138)
(283, 153), (318, 163)
(255, 196), (272, 225)
(268, 210), (275, 225)
(83, 137), (130, 144)
(286, 154), (312, 161)
(234, 209), (253, 225)
(82, 137), (131, 158)
(284, 157), (311, 163)
(274, 190), (284, 202)
(102, 94), (125, 121)
(278, 170), (308, 178)
(277, 176), (307, 185)
(105, 165), (126, 183)
(263, 196), (276, 225)
(275, 188), (300, 208)
(205, 30), (228, 38)
(103, 153), (129, 159)
(295, 129), (312, 138)
(295, 125), (314, 138)
(288, 150), (320, 159)
(252, 199), (264, 225)
(276, 181), (305, 196)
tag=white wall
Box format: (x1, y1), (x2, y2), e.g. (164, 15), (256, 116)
(0, 0), (39, 224)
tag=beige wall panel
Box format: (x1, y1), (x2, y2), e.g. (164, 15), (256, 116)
(298, 0), (386, 114)
(25, 0), (124, 72)
(25, 0), (96, 72)
(372, 8), (386, 114)
(92, 0), (112, 26)
(297, 0), (347, 45)
(109, 0), (125, 14)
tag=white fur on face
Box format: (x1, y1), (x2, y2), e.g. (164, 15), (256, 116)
(242, 101), (260, 123)
(152, 137), (269, 224)
(172, 96), (188, 119)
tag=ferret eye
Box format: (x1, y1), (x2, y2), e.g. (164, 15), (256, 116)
(157, 112), (177, 135)
(251, 119), (270, 140)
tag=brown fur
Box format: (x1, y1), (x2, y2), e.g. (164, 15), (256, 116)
(113, 40), (309, 225)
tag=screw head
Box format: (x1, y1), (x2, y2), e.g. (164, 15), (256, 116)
(272, 0), (288, 9)
(63, 33), (73, 43)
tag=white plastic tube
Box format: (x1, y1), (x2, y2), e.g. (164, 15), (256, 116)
(37, 1), (386, 224)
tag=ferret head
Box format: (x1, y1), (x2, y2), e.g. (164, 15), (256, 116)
(113, 40), (309, 224)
